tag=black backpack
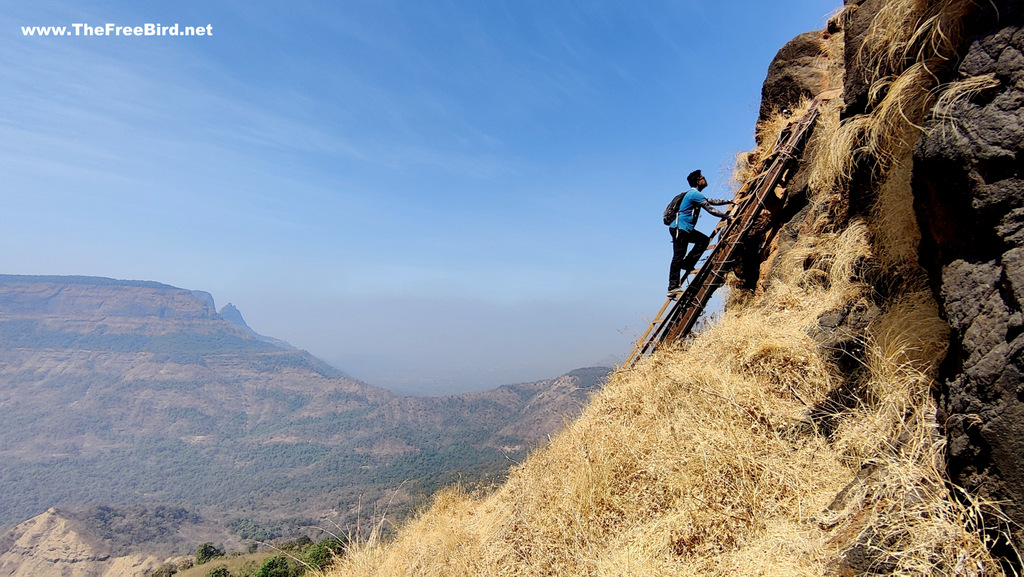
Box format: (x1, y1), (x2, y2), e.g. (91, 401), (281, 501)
(663, 192), (685, 226)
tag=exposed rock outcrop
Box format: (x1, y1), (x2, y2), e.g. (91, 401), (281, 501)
(218, 301), (294, 347)
(0, 275), (221, 329)
(839, 0), (884, 118)
(758, 0), (1024, 564)
(912, 0), (1024, 550)
(758, 31), (828, 126)
(769, 0), (1024, 562)
(0, 509), (162, 577)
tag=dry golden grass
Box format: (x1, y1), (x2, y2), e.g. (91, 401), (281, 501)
(758, 100), (811, 155)
(329, 194), (999, 575)
(807, 96), (858, 198)
(809, 0), (983, 196)
(860, 0), (975, 84)
(931, 72), (1002, 139)
(824, 7), (850, 91)
(821, 286), (1002, 574)
(734, 100), (813, 196)
(871, 144), (921, 270)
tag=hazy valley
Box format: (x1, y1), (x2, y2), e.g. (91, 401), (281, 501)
(0, 275), (608, 574)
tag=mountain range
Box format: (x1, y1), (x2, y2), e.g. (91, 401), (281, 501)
(0, 275), (608, 572)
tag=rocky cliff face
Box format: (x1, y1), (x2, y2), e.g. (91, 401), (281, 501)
(0, 276), (220, 331)
(758, 30), (828, 125)
(758, 0), (1024, 562)
(911, 0), (1024, 551)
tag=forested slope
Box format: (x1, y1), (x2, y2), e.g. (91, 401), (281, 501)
(0, 276), (607, 557)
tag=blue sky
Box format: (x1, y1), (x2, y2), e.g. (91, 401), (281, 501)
(2, 1), (839, 394)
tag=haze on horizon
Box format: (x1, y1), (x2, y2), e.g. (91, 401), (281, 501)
(2, 0), (839, 395)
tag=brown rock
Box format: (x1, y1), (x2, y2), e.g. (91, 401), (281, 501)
(912, 0), (1024, 554)
(759, 31), (828, 128)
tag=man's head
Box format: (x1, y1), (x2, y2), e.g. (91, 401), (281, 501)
(687, 169), (707, 191)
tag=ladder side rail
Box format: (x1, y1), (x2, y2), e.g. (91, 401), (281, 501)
(641, 299), (684, 355)
(664, 209), (758, 342)
(654, 217), (747, 345)
(623, 296), (679, 366)
(626, 243), (715, 365)
(640, 243), (716, 356)
(665, 264), (729, 342)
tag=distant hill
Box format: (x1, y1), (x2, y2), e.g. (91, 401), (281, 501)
(0, 275), (609, 559)
(0, 506), (234, 577)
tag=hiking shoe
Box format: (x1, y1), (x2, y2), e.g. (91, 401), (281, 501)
(667, 287), (683, 298)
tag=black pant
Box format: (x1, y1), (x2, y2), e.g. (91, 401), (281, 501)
(668, 227), (709, 289)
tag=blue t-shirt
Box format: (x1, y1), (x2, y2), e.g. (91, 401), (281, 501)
(670, 188), (706, 232)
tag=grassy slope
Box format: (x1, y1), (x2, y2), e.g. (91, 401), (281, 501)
(175, 553), (276, 577)
(324, 2), (1007, 574)
(328, 213), (993, 575)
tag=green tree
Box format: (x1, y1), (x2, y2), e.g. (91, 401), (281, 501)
(150, 563), (178, 577)
(252, 555), (295, 577)
(303, 538), (347, 570)
(195, 542), (225, 565)
(205, 567), (230, 577)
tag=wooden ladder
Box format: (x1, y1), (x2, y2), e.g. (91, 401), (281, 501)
(623, 96), (828, 368)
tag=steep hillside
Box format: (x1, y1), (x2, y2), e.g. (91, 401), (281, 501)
(0, 506), (230, 577)
(327, 1), (1023, 575)
(0, 275), (608, 561)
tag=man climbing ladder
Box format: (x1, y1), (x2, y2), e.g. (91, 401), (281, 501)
(626, 97), (828, 369)
(665, 169), (733, 297)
